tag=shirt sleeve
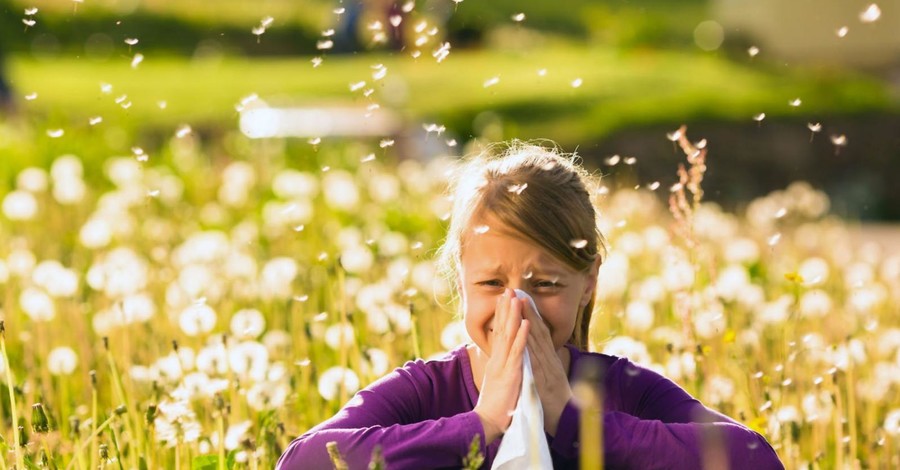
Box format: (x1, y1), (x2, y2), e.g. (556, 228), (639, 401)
(550, 357), (784, 470)
(275, 363), (486, 470)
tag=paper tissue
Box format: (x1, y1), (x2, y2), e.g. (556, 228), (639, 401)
(491, 289), (554, 469)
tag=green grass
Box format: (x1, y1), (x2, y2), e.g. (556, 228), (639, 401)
(9, 43), (892, 148)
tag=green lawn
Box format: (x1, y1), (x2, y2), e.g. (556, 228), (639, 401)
(7, 43), (894, 145)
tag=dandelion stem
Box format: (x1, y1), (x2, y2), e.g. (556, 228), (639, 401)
(64, 414), (117, 470)
(217, 412), (226, 470)
(0, 323), (25, 470)
(105, 340), (145, 468)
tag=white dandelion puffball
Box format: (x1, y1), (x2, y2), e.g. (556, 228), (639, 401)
(340, 245), (374, 274)
(17, 167), (48, 192)
(50, 154), (84, 183)
(79, 218), (113, 249)
(601, 336), (652, 366)
(3, 190), (38, 220)
(246, 382), (289, 411)
(595, 252), (629, 300)
(20, 287), (55, 321)
(272, 170), (319, 199)
(32, 260), (79, 297)
(625, 301), (654, 332)
(799, 257), (829, 284)
(364, 348), (390, 376)
(179, 304), (217, 336)
(53, 177), (87, 205)
(47, 346), (78, 375)
(230, 309), (266, 339)
(259, 257), (299, 300)
(318, 366), (360, 400)
(323, 170), (359, 210)
(228, 341), (269, 382)
(798, 290), (833, 318)
(324, 323), (356, 350)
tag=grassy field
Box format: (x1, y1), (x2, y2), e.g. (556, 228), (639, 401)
(0, 114), (899, 467)
(7, 43), (891, 159)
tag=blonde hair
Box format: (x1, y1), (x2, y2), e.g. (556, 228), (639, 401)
(435, 142), (607, 349)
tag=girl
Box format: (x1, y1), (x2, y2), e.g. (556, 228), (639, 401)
(277, 143), (783, 469)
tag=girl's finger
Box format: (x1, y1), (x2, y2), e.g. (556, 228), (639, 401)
(509, 318), (530, 368)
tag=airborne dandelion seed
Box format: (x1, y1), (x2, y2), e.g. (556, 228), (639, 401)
(473, 225), (490, 234)
(747, 46), (760, 57)
(512, 13), (526, 22)
(131, 53), (144, 68)
(483, 76), (500, 88)
(859, 4), (881, 23)
(24, 92), (37, 100)
(837, 26), (849, 38)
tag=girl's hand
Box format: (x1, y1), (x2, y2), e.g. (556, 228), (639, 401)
(522, 298), (573, 436)
(473, 289), (530, 444)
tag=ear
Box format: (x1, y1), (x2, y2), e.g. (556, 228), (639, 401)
(579, 256), (603, 308)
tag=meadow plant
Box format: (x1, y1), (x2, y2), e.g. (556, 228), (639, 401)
(0, 119), (897, 468)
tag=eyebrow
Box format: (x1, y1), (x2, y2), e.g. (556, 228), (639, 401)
(472, 264), (569, 278)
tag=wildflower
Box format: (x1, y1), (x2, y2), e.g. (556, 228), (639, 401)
(179, 303), (217, 337)
(47, 346), (78, 375)
(601, 336), (652, 367)
(798, 290), (833, 318)
(32, 260), (79, 297)
(340, 245), (374, 274)
(323, 171), (360, 210)
(259, 257), (299, 300)
(318, 366), (361, 401)
(20, 287), (55, 321)
(325, 324), (356, 350)
(246, 382), (289, 411)
(228, 340), (269, 382)
(3, 190), (38, 220)
(154, 399), (202, 446)
(17, 167), (48, 192)
(230, 309), (266, 339)
(625, 301), (654, 332)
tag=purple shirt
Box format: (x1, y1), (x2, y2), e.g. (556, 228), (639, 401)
(277, 344), (783, 469)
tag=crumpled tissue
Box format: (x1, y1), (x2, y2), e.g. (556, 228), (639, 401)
(491, 289), (554, 469)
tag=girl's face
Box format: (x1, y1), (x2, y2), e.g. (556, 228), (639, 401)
(458, 214), (599, 356)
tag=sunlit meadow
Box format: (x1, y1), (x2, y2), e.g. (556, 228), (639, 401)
(1, 1), (899, 469)
(0, 118), (898, 468)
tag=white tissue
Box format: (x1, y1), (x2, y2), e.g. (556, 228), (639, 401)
(491, 289), (554, 469)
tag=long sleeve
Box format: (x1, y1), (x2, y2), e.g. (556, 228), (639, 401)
(550, 354), (784, 469)
(276, 354), (486, 470)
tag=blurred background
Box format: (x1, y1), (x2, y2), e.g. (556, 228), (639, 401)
(1, 0), (898, 218)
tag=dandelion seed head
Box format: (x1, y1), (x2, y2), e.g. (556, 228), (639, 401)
(318, 366), (360, 400)
(47, 346), (78, 375)
(3, 190), (39, 220)
(179, 304), (217, 337)
(230, 308), (266, 339)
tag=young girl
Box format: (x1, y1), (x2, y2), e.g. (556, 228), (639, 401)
(277, 144), (783, 469)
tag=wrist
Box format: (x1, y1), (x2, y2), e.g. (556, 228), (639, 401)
(475, 409), (504, 444)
